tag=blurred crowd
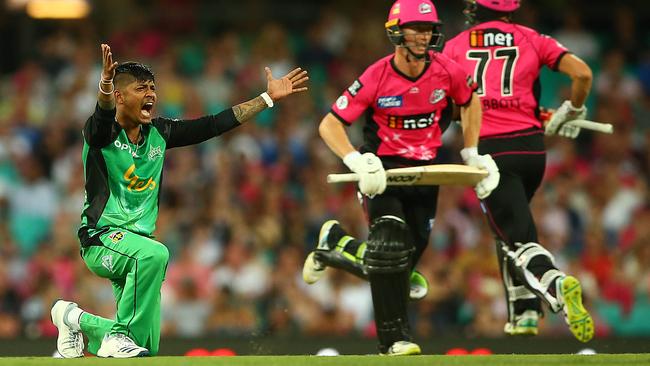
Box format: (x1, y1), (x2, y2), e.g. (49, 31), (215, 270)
(0, 0), (649, 343)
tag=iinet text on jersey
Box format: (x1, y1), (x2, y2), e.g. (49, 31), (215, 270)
(470, 29), (514, 48)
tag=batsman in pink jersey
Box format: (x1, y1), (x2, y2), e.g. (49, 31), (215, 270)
(302, 0), (500, 355)
(444, 0), (594, 342)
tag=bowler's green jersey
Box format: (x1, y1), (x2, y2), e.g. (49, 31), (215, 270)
(79, 104), (238, 245)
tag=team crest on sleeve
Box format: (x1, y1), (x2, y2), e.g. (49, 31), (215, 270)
(429, 89), (446, 104)
(347, 79), (364, 96)
(109, 231), (125, 244)
(336, 95), (349, 110)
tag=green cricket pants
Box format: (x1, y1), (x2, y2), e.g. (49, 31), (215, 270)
(79, 228), (169, 356)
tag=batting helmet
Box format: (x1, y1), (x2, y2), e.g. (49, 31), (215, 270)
(476, 0), (521, 12)
(385, 0), (444, 52)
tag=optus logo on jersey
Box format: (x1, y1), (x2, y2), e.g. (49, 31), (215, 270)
(122, 164), (157, 192)
(114, 140), (138, 157)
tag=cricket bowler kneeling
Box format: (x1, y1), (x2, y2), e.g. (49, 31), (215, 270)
(51, 44), (308, 358)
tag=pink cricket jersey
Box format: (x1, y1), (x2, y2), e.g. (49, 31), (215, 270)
(330, 51), (474, 162)
(444, 21), (568, 137)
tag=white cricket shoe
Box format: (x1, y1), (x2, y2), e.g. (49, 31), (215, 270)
(302, 220), (339, 284)
(50, 300), (84, 358)
(384, 341), (421, 356)
(97, 333), (150, 358)
(504, 310), (539, 336)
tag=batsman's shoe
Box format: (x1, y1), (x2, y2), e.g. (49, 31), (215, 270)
(97, 333), (150, 358)
(504, 310), (539, 336)
(51, 300), (84, 358)
(558, 275), (594, 342)
(409, 270), (428, 301)
(302, 220), (339, 284)
(383, 341), (422, 356)
(303, 252), (326, 284)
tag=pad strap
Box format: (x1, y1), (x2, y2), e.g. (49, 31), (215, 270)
(365, 216), (413, 274)
(510, 242), (565, 313)
(507, 285), (538, 301)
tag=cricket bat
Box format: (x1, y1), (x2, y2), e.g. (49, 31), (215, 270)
(327, 164), (487, 186)
(564, 119), (614, 134)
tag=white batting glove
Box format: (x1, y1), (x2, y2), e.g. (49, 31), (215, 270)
(343, 151), (386, 197)
(544, 100), (586, 139)
(461, 147), (499, 200)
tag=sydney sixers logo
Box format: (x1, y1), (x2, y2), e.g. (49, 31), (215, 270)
(430, 89), (446, 104)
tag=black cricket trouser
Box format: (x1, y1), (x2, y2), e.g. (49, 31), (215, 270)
(478, 128), (546, 314)
(362, 184), (439, 352)
(364, 185), (439, 268)
(478, 128), (546, 245)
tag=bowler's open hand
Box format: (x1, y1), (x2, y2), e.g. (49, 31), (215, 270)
(266, 67), (309, 101)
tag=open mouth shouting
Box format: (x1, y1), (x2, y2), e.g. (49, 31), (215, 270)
(141, 101), (154, 120)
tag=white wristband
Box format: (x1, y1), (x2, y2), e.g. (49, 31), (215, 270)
(342, 151), (362, 170)
(260, 92), (274, 108)
(569, 101), (585, 112)
(99, 79), (114, 95)
(460, 147), (478, 162)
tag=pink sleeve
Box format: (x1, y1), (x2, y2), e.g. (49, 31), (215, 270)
(330, 68), (376, 125)
(535, 33), (569, 71)
(445, 58), (475, 106)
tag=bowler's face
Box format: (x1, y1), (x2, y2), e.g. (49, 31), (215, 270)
(120, 80), (157, 124)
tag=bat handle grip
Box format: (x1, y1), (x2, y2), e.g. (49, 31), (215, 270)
(327, 173), (360, 183)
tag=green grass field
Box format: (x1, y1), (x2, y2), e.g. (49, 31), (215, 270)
(1, 355), (648, 366)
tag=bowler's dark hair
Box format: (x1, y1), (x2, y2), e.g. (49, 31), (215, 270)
(114, 62), (155, 87)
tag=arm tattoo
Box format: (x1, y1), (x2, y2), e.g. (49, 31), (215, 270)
(233, 96), (267, 124)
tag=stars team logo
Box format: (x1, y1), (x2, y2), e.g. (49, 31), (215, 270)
(148, 146), (163, 161)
